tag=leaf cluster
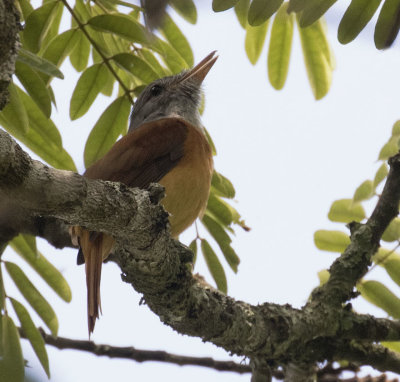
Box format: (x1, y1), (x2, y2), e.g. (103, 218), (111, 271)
(0, 234), (71, 379)
(0, 1), (248, 379)
(213, 0), (400, 99)
(314, 120), (400, 354)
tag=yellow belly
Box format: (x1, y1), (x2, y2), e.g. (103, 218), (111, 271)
(159, 126), (213, 237)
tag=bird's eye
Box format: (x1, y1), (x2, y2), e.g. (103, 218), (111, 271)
(150, 85), (162, 97)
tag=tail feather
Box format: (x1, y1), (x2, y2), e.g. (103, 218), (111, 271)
(80, 231), (103, 335)
(72, 227), (114, 336)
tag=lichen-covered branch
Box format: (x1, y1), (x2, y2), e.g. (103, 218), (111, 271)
(310, 154), (400, 309)
(0, 0), (20, 110)
(0, 202), (73, 249)
(2, 129), (400, 377)
(335, 341), (400, 375)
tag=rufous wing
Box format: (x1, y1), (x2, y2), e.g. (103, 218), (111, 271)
(73, 117), (189, 335)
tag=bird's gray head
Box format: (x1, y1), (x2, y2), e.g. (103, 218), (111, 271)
(129, 51), (218, 131)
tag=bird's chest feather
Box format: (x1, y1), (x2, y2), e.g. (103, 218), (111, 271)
(159, 126), (213, 237)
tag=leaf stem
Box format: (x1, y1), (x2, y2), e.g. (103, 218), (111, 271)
(60, 0), (134, 105)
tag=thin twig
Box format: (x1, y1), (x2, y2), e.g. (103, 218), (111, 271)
(60, 0), (134, 105)
(19, 327), (251, 374)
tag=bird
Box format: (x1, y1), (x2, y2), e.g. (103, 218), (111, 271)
(70, 51), (217, 335)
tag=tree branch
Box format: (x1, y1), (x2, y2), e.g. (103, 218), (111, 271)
(18, 327), (251, 374)
(310, 154), (400, 309)
(2, 130), (400, 376)
(0, 202), (73, 249)
(336, 341), (400, 375)
(0, 0), (21, 110)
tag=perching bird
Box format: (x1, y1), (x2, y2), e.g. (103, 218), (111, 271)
(70, 51), (217, 335)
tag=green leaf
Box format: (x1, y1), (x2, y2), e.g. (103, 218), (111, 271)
(384, 256), (400, 287)
(101, 29), (130, 56)
(17, 48), (64, 79)
(245, 20), (269, 65)
(5, 262), (58, 335)
(0, 312), (3, 355)
(70, 64), (109, 120)
(170, 0), (197, 24)
(73, 0), (92, 23)
(314, 230), (350, 253)
(115, 69), (136, 97)
(69, 30), (91, 72)
(372, 247), (398, 264)
(338, 0), (382, 44)
(10, 234), (72, 302)
(84, 96), (131, 167)
(248, 0), (283, 26)
(1, 316), (24, 382)
(358, 280), (400, 318)
(41, 28), (80, 84)
(199, 90), (205, 115)
(87, 14), (148, 45)
(353, 180), (374, 202)
(212, 0), (239, 12)
(297, 16), (333, 100)
(10, 298), (50, 378)
(159, 14), (194, 67)
(139, 49), (169, 77)
(374, 0), (400, 49)
(204, 127), (217, 156)
(287, 0), (307, 12)
(382, 218), (400, 242)
(153, 38), (188, 74)
(0, 265), (5, 311)
(16, 86), (62, 148)
(268, 3), (294, 90)
(382, 341), (400, 353)
(112, 53), (159, 83)
(17, 0), (34, 21)
(15, 61), (52, 118)
(100, 69), (115, 97)
(328, 199), (366, 223)
(0, 111), (76, 171)
(22, 1), (62, 53)
(373, 163), (388, 188)
(202, 214), (240, 272)
(11, 234), (37, 257)
(0, 83), (29, 134)
(299, 0), (337, 28)
(95, 0), (117, 11)
(201, 239), (227, 293)
(207, 193), (234, 227)
(378, 137), (400, 160)
(392, 120), (400, 136)
(317, 269), (330, 285)
(211, 171), (236, 199)
(40, 1), (64, 52)
(189, 239), (198, 264)
(235, 0), (250, 28)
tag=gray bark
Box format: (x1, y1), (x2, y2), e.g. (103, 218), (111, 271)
(0, 0), (20, 110)
(2, 129), (400, 379)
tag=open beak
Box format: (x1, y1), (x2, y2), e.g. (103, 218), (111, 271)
(180, 51), (218, 85)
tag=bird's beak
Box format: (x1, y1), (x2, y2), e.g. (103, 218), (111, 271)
(180, 51), (218, 85)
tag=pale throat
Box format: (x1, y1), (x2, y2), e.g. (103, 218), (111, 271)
(144, 107), (203, 131)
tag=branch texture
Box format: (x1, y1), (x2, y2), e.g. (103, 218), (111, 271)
(0, 0), (20, 110)
(2, 130), (400, 378)
(19, 328), (251, 374)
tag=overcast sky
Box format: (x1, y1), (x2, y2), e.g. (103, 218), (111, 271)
(4, 2), (400, 381)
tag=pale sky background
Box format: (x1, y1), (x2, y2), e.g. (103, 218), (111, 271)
(3, 1), (400, 381)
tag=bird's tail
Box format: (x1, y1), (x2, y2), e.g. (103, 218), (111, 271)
(70, 227), (114, 336)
